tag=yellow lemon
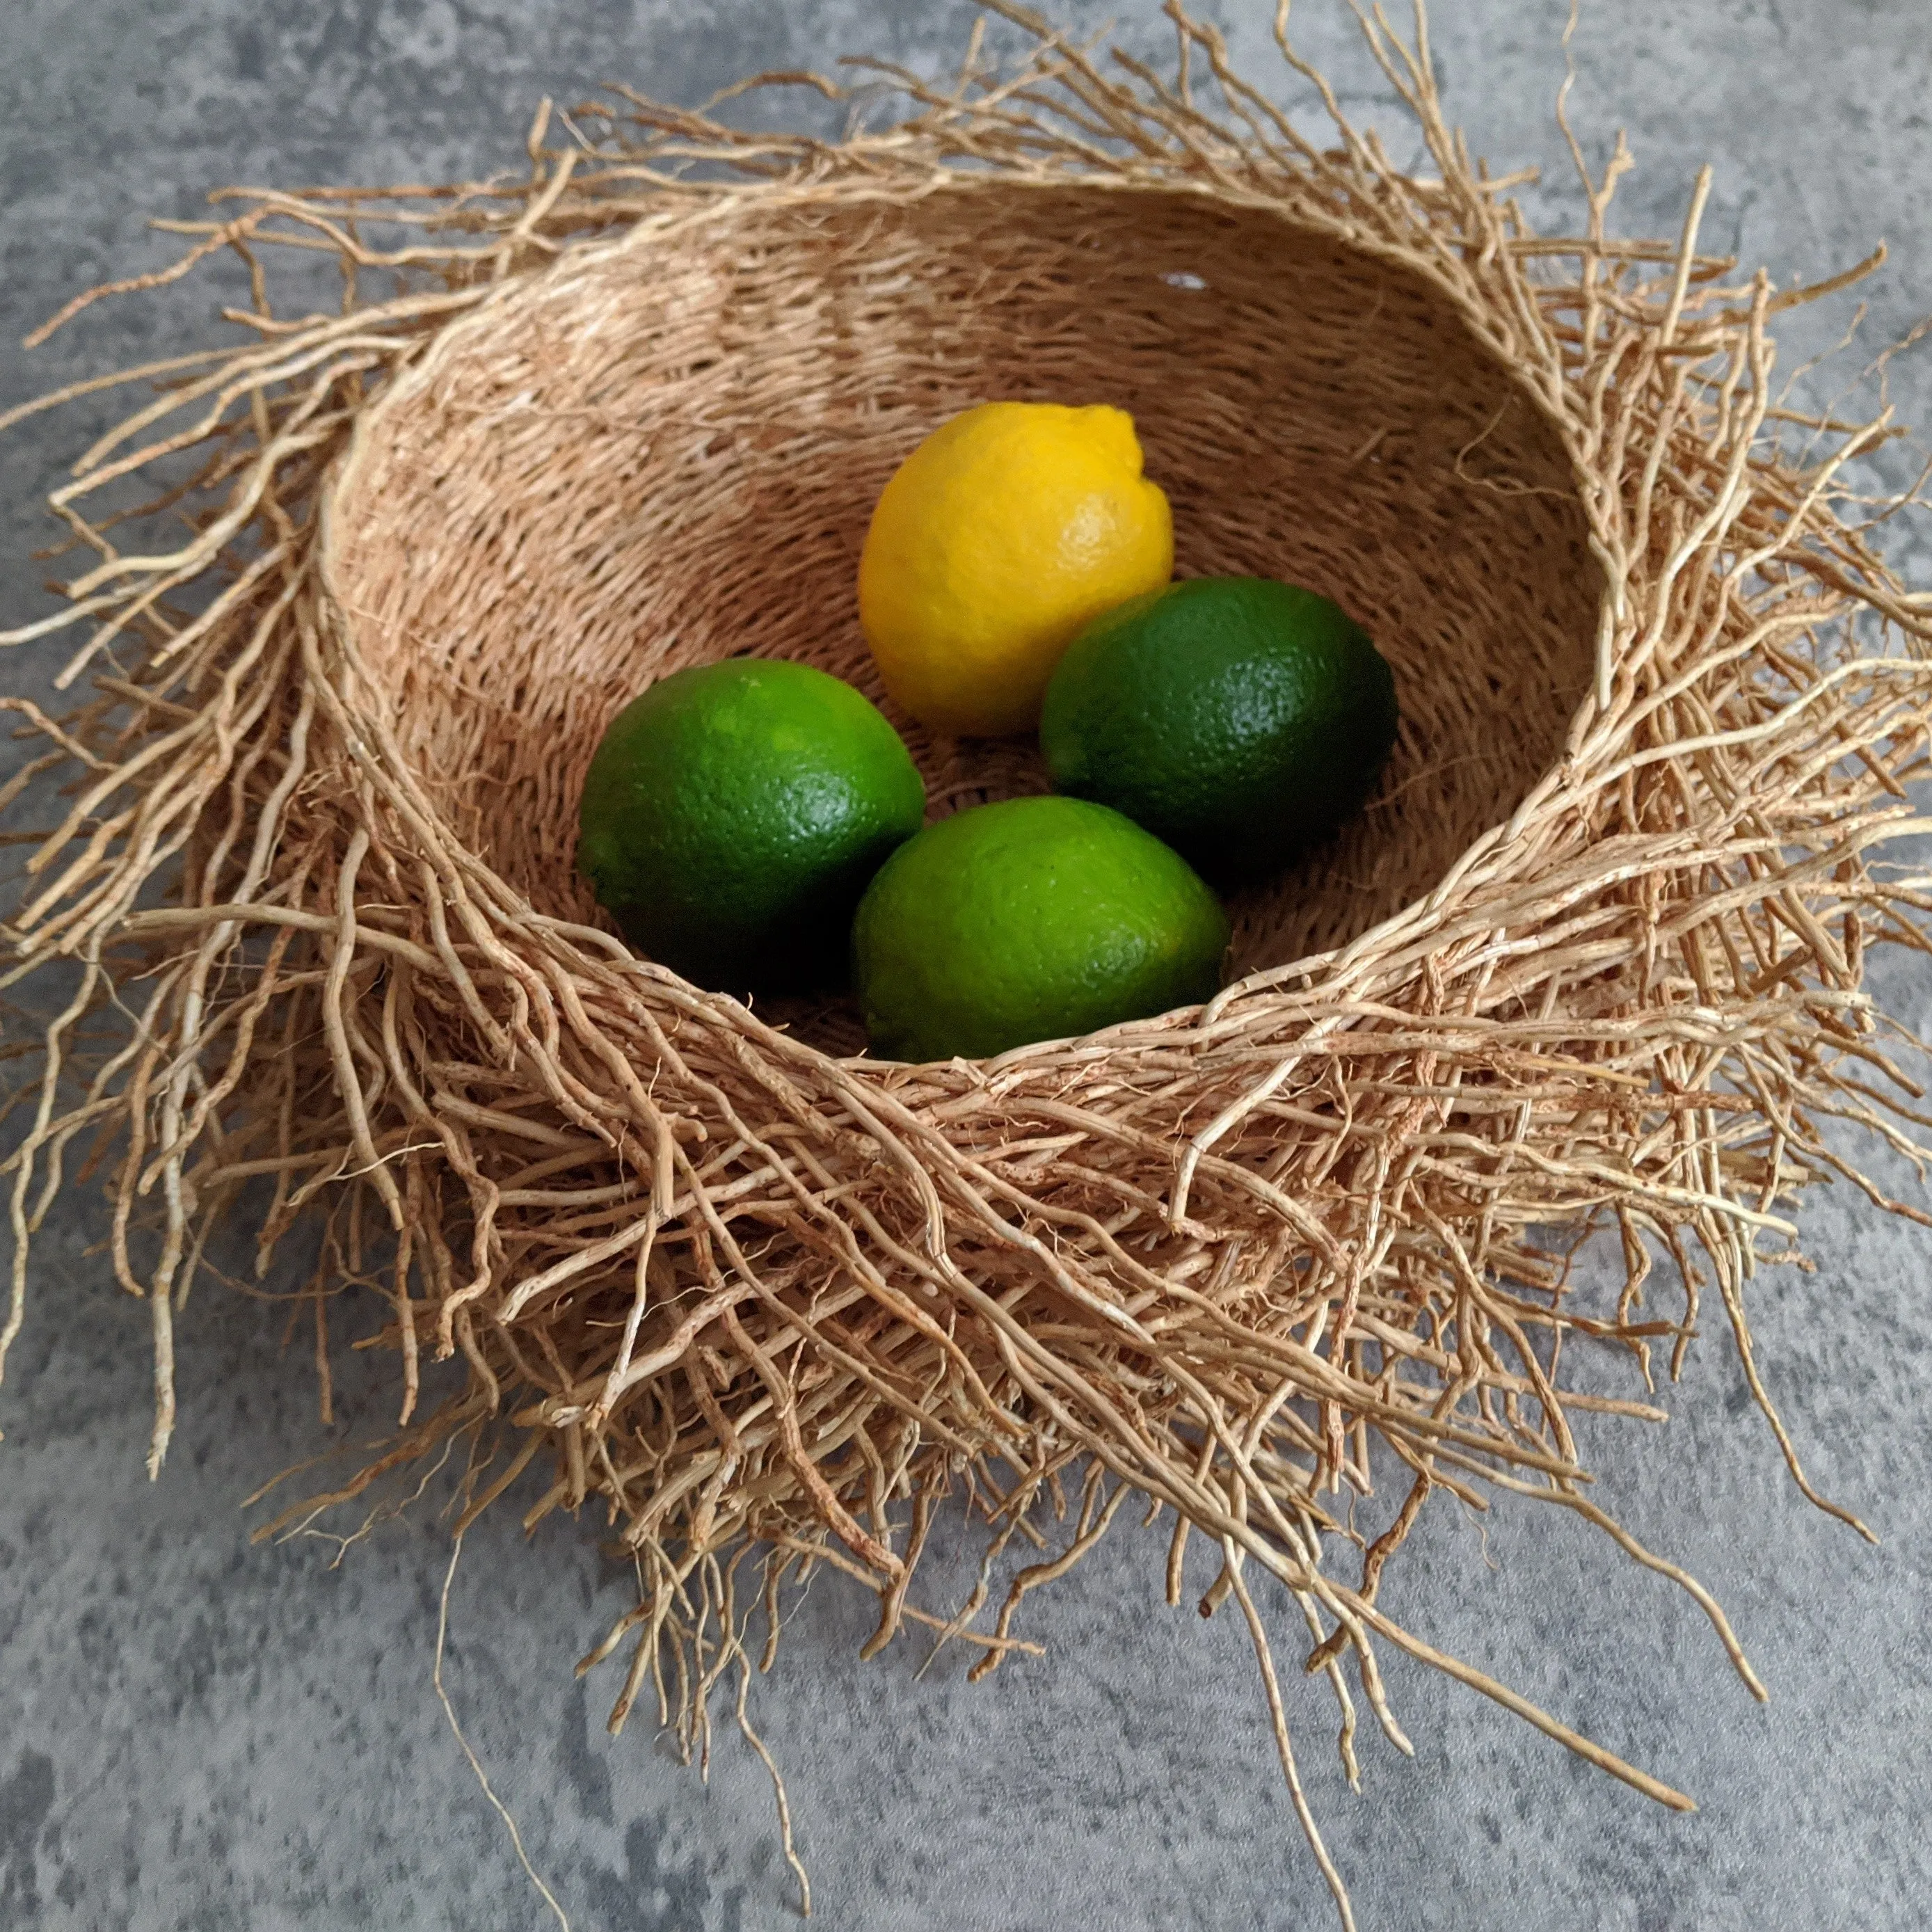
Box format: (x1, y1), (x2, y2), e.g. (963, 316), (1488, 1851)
(858, 401), (1173, 736)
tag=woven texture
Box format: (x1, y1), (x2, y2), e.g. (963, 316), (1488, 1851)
(330, 184), (1601, 1016)
(3, 7), (1929, 1912)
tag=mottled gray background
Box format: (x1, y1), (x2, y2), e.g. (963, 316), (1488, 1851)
(3, 2), (1931, 1927)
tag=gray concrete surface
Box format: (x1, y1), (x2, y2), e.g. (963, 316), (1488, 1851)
(3, 3), (1931, 1927)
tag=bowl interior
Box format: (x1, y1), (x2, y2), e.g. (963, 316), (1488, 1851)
(326, 181), (1601, 1047)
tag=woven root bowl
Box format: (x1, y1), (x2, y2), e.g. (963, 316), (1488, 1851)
(5, 6), (1931, 1910)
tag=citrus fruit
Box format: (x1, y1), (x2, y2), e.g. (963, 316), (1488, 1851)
(858, 401), (1174, 737)
(1039, 576), (1398, 885)
(578, 658), (925, 992)
(851, 795), (1228, 1062)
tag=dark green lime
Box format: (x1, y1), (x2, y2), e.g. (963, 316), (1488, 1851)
(578, 658), (925, 992)
(1039, 576), (1398, 884)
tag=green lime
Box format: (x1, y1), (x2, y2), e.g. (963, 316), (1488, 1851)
(1039, 576), (1398, 884)
(578, 658), (925, 991)
(852, 795), (1229, 1062)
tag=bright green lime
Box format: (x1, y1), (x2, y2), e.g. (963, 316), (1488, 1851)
(578, 658), (925, 991)
(1039, 576), (1398, 884)
(852, 795), (1229, 1062)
